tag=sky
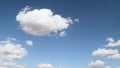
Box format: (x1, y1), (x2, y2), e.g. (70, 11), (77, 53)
(0, 0), (120, 68)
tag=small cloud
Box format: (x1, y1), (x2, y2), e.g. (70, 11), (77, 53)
(92, 48), (118, 57)
(7, 37), (16, 41)
(25, 40), (33, 46)
(88, 60), (105, 68)
(105, 37), (120, 47)
(104, 65), (112, 68)
(117, 66), (120, 68)
(0, 37), (16, 44)
(74, 18), (79, 22)
(0, 61), (24, 68)
(59, 31), (67, 37)
(107, 53), (120, 60)
(58, 65), (65, 68)
(106, 37), (114, 42)
(37, 63), (53, 68)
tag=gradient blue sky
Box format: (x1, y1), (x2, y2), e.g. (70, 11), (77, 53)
(0, 0), (120, 68)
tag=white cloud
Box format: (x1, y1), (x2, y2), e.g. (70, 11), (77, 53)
(117, 66), (120, 68)
(25, 40), (33, 46)
(106, 37), (114, 43)
(59, 31), (67, 37)
(105, 37), (120, 47)
(0, 42), (27, 61)
(0, 61), (24, 68)
(90, 37), (120, 68)
(0, 37), (15, 44)
(6, 37), (16, 41)
(74, 18), (79, 22)
(92, 48), (119, 57)
(37, 63), (53, 68)
(88, 60), (105, 68)
(0, 37), (27, 68)
(104, 66), (112, 68)
(107, 53), (120, 59)
(58, 65), (64, 68)
(0, 40), (11, 44)
(16, 6), (76, 37)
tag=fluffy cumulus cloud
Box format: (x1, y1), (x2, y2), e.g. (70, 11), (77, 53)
(37, 63), (53, 68)
(105, 37), (120, 47)
(107, 53), (120, 59)
(0, 41), (27, 61)
(90, 37), (120, 68)
(16, 6), (77, 37)
(25, 40), (33, 46)
(88, 60), (105, 68)
(92, 48), (118, 57)
(0, 37), (27, 68)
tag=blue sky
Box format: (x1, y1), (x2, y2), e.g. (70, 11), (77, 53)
(0, 0), (120, 68)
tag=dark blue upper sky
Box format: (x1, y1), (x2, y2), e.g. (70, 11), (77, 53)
(0, 0), (120, 68)
(0, 0), (120, 37)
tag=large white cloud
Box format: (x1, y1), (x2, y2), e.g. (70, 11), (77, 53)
(105, 37), (120, 47)
(92, 48), (119, 57)
(0, 37), (27, 68)
(37, 63), (53, 68)
(88, 60), (105, 68)
(16, 6), (77, 37)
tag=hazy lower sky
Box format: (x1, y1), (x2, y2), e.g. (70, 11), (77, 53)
(0, 0), (120, 68)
